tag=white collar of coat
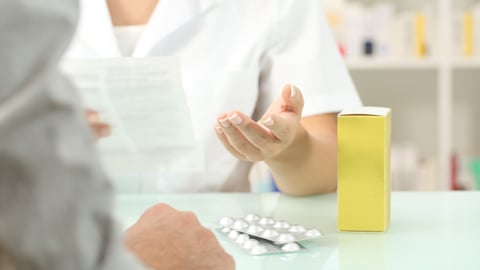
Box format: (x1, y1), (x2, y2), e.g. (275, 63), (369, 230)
(76, 0), (219, 57)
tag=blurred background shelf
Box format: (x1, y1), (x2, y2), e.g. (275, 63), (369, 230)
(346, 59), (480, 69)
(346, 59), (439, 70)
(321, 0), (480, 191)
(452, 59), (480, 68)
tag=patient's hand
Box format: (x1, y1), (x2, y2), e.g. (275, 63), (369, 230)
(84, 109), (111, 139)
(124, 203), (235, 270)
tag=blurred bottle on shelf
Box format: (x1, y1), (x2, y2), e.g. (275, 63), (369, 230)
(452, 3), (480, 59)
(469, 158), (480, 190)
(323, 0), (347, 57)
(413, 11), (427, 58)
(321, 0), (435, 60)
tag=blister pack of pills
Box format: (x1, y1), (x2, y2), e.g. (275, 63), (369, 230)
(217, 214), (323, 255)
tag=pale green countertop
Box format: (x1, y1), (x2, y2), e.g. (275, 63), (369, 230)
(115, 192), (480, 270)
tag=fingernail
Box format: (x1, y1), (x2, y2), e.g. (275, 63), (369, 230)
(290, 84), (297, 97)
(219, 118), (231, 128)
(215, 125), (224, 135)
(262, 117), (274, 127)
(228, 113), (242, 125)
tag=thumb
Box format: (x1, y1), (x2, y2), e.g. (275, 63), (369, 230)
(281, 84), (304, 118)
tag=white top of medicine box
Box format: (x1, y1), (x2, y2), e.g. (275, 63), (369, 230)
(339, 107), (391, 116)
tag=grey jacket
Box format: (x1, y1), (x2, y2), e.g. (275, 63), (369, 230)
(0, 1), (146, 269)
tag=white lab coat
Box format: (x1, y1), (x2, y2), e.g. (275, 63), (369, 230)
(64, 0), (361, 192)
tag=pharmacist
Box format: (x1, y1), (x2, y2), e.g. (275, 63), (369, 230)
(65, 0), (362, 195)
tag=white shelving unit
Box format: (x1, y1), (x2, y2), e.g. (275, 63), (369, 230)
(323, 0), (480, 190)
(453, 59), (480, 68)
(346, 59), (438, 70)
(437, 0), (452, 190)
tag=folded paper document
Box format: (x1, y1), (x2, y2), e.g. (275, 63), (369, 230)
(61, 57), (203, 174)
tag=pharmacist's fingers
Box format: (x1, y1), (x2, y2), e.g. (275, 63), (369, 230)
(216, 114), (264, 161)
(219, 126), (263, 162)
(223, 111), (283, 157)
(280, 84), (304, 117)
(214, 125), (246, 160)
(260, 84), (304, 141)
(91, 122), (111, 138)
(85, 109), (100, 122)
(84, 109), (111, 139)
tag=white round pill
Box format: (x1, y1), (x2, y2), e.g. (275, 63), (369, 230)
(245, 213), (260, 222)
(281, 242), (300, 252)
(305, 229), (322, 237)
(247, 225), (263, 234)
(243, 239), (260, 249)
(218, 217), (234, 227)
(262, 229), (279, 238)
(277, 233), (295, 243)
(259, 217), (275, 225)
(236, 234), (249, 244)
(251, 245), (268, 255)
(222, 227), (231, 233)
(233, 220), (248, 230)
(228, 230), (239, 239)
(273, 220), (290, 229)
(289, 225), (306, 233)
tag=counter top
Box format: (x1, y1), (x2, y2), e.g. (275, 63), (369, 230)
(116, 192), (480, 270)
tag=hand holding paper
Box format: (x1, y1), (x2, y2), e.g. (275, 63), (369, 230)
(62, 57), (203, 174)
(85, 109), (111, 138)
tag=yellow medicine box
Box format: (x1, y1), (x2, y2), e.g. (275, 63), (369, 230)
(337, 107), (391, 232)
